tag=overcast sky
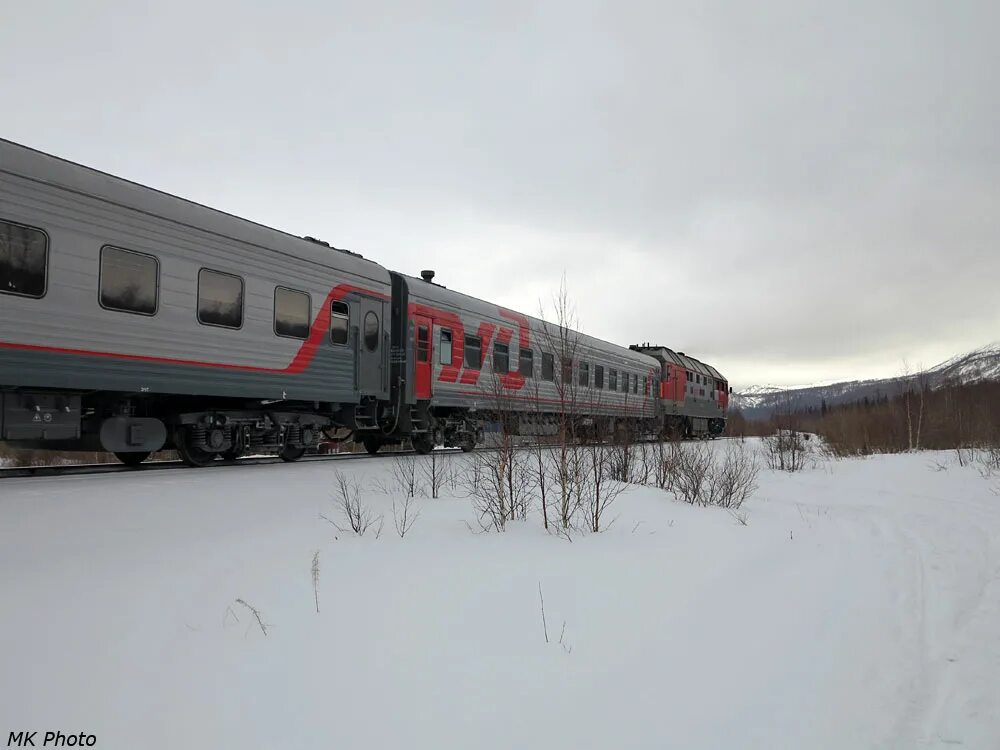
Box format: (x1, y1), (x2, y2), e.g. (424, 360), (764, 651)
(3, 1), (997, 388)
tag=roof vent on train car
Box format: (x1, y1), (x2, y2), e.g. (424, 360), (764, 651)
(421, 270), (436, 283)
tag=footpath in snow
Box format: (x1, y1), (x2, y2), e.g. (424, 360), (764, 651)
(1, 442), (999, 749)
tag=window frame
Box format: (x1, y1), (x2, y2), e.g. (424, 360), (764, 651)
(197, 267), (245, 330)
(272, 285), (311, 340)
(578, 361), (590, 388)
(440, 328), (453, 365)
(609, 368), (618, 392)
(0, 218), (50, 300)
(416, 322), (430, 362)
(541, 352), (555, 381)
(493, 341), (510, 374)
(518, 347), (534, 377)
(594, 364), (604, 389)
(464, 335), (482, 370)
(330, 300), (350, 345)
(363, 311), (380, 352)
(98, 244), (159, 317)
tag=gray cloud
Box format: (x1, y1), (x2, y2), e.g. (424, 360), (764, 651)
(3, 0), (997, 387)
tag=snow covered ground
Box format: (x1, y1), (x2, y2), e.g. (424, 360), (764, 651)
(1, 443), (999, 749)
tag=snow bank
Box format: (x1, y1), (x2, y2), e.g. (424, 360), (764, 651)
(1, 444), (998, 749)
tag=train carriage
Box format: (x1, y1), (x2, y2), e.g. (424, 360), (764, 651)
(1, 139), (729, 466)
(373, 270), (663, 453)
(0, 139), (392, 465)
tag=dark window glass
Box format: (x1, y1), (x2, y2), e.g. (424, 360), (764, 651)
(100, 246), (157, 315)
(274, 286), (310, 339)
(632, 373), (638, 394)
(331, 301), (349, 345)
(579, 362), (589, 387)
(609, 369), (618, 391)
(417, 325), (429, 362)
(440, 329), (452, 365)
(364, 311), (379, 351)
(542, 352), (554, 381)
(198, 268), (243, 328)
(0, 219), (47, 298)
(561, 358), (573, 384)
(518, 348), (533, 377)
(493, 342), (509, 374)
(465, 335), (481, 369)
(643, 376), (648, 395)
(595, 365), (604, 389)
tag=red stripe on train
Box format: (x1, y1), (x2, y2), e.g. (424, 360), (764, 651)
(0, 283), (388, 374)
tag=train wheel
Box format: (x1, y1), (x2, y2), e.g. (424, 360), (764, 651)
(279, 445), (307, 463)
(175, 430), (218, 468)
(412, 435), (434, 455)
(362, 436), (382, 455)
(114, 451), (150, 467)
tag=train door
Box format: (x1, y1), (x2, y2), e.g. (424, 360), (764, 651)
(413, 314), (432, 400)
(357, 298), (385, 396)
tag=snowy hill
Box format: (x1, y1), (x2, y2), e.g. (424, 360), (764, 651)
(734, 342), (1000, 420)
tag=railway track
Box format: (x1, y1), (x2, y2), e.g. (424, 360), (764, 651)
(0, 436), (736, 480)
(0, 448), (462, 480)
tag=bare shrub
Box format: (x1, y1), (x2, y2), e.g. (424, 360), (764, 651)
(633, 441), (653, 485)
(706, 443), (760, 509)
(763, 431), (808, 472)
(392, 494), (421, 538)
(582, 442), (627, 532)
(976, 445), (1000, 479)
(652, 440), (678, 490)
(671, 442), (714, 504)
(420, 450), (449, 499)
(468, 443), (532, 532)
(653, 441), (759, 509)
(325, 471), (383, 536)
(391, 455), (422, 497)
(311, 551), (321, 613)
(233, 598), (269, 636)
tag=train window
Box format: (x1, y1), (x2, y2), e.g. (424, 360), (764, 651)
(622, 373), (629, 393)
(330, 301), (349, 345)
(465, 335), (482, 369)
(493, 341), (509, 374)
(519, 348), (533, 377)
(541, 352), (554, 381)
(100, 246), (158, 315)
(609, 369), (618, 391)
(633, 374), (638, 394)
(197, 268), (243, 329)
(417, 324), (429, 362)
(643, 376), (648, 395)
(561, 358), (573, 384)
(363, 311), (379, 351)
(273, 286), (310, 339)
(595, 365), (604, 389)
(440, 329), (453, 365)
(579, 362), (589, 388)
(0, 219), (48, 299)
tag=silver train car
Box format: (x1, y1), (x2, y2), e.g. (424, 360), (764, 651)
(377, 270), (662, 454)
(0, 139), (391, 465)
(0, 139), (728, 466)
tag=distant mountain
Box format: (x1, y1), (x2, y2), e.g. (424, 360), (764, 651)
(733, 342), (1000, 421)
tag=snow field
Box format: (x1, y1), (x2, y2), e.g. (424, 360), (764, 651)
(1, 442), (998, 749)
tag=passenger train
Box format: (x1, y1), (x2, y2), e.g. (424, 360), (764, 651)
(0, 139), (729, 467)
